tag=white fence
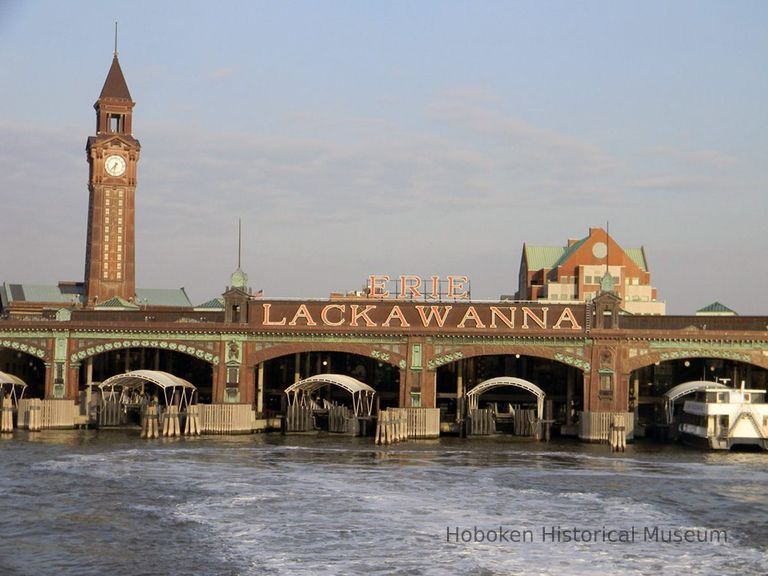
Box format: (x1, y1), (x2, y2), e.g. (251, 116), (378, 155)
(198, 403), (255, 434)
(579, 411), (635, 442)
(17, 399), (77, 430)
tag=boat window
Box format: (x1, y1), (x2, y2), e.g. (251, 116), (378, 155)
(717, 392), (727, 403)
(744, 393), (750, 402)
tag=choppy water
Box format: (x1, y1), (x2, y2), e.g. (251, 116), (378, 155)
(0, 432), (766, 575)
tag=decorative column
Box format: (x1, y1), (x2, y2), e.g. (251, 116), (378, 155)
(456, 359), (464, 422)
(223, 339), (243, 403)
(256, 362), (265, 415)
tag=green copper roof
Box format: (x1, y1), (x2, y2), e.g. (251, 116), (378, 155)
(625, 248), (647, 271)
(0, 282), (85, 305)
(96, 296), (140, 309)
(135, 288), (192, 308)
(524, 246), (567, 270)
(525, 241), (647, 271)
(230, 268), (249, 290)
(195, 297), (224, 310)
(697, 301), (736, 314)
(552, 237), (588, 268)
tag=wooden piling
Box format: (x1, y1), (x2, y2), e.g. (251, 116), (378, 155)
(1, 393), (13, 433)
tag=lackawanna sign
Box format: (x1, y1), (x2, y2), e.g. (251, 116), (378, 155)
(252, 301), (586, 333)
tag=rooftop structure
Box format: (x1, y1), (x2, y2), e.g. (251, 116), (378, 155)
(516, 227), (665, 315)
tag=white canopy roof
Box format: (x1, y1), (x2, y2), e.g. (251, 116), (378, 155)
(99, 370), (196, 391)
(285, 374), (375, 397)
(466, 376), (546, 419)
(664, 380), (728, 403)
(0, 371), (27, 406)
(285, 374), (376, 417)
(0, 371), (27, 388)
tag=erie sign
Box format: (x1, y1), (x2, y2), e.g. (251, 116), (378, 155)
(367, 275), (470, 300)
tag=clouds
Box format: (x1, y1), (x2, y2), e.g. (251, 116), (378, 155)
(1, 82), (766, 312)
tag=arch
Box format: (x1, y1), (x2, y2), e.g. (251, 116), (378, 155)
(428, 345), (590, 373)
(99, 369), (197, 409)
(625, 349), (768, 373)
(70, 340), (219, 366)
(0, 340), (47, 361)
(285, 374), (375, 417)
(251, 342), (405, 370)
(662, 380), (729, 424)
(466, 376), (545, 420)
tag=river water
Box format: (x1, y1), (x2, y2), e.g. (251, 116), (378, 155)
(0, 432), (766, 575)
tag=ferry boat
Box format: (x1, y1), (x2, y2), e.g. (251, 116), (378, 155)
(678, 382), (768, 450)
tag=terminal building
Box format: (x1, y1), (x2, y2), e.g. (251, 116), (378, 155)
(1, 51), (767, 444)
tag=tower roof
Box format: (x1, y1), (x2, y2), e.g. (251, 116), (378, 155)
(99, 56), (132, 101)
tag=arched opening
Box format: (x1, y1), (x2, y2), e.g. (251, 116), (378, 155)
(0, 349), (45, 398)
(629, 357), (768, 439)
(436, 353), (584, 435)
(261, 351), (399, 414)
(79, 348), (214, 403)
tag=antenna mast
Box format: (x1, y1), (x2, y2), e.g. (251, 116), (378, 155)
(605, 220), (610, 276)
(238, 218), (242, 269)
(114, 22), (118, 57)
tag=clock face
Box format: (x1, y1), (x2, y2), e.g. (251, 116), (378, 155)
(105, 155), (126, 177)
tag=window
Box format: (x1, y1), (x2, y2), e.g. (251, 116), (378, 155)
(108, 114), (123, 133)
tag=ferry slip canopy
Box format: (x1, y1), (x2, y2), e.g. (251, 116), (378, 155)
(284, 374), (375, 397)
(99, 370), (196, 391)
(0, 370), (27, 387)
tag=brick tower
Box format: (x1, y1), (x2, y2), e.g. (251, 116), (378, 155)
(84, 50), (140, 305)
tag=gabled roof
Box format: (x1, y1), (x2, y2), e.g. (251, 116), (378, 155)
(96, 296), (139, 310)
(0, 282), (85, 306)
(696, 301), (737, 315)
(99, 56), (132, 100)
(136, 288), (193, 308)
(195, 297), (224, 311)
(552, 237), (588, 268)
(524, 229), (647, 273)
(0, 283), (191, 309)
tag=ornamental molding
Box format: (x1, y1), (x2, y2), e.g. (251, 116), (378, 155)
(0, 339), (47, 359)
(70, 340), (219, 365)
(429, 336), (590, 348)
(659, 349), (751, 363)
(554, 353), (591, 372)
(428, 352), (464, 369)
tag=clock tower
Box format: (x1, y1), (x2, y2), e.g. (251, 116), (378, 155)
(84, 51), (141, 305)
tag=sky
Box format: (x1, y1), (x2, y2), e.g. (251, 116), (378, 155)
(0, 0), (766, 314)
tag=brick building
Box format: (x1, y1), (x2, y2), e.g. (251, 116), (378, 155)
(515, 227), (665, 315)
